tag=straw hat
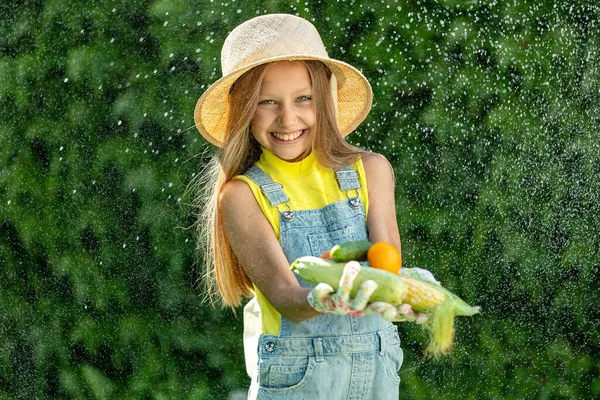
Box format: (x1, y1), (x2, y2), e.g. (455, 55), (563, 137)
(194, 14), (373, 147)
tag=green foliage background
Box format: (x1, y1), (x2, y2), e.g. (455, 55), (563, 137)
(1, 0), (599, 398)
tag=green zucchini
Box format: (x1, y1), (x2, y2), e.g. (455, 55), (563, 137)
(291, 256), (406, 305)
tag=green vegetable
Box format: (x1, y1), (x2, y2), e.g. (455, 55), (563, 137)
(330, 240), (372, 262)
(291, 256), (481, 357)
(291, 256), (406, 305)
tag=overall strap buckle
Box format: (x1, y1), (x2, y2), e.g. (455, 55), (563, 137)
(335, 167), (362, 209)
(244, 166), (295, 222)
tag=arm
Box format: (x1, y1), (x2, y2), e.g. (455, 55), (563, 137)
(219, 179), (320, 323)
(362, 153), (402, 252)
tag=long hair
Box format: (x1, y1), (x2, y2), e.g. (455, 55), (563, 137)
(194, 60), (368, 308)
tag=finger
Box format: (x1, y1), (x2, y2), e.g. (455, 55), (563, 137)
(416, 268), (440, 285)
(394, 304), (416, 322)
(365, 301), (394, 314)
(415, 312), (430, 325)
(337, 261), (361, 304)
(308, 283), (335, 313)
(350, 280), (377, 311)
(365, 301), (397, 321)
(400, 267), (441, 285)
(391, 314), (408, 322)
(313, 283), (334, 302)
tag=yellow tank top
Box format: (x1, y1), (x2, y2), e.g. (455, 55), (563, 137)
(234, 148), (369, 335)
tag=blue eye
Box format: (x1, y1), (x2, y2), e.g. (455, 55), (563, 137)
(258, 99), (275, 105)
(297, 95), (312, 102)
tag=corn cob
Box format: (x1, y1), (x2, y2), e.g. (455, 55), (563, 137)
(398, 274), (447, 311)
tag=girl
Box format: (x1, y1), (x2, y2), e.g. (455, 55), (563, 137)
(193, 14), (420, 399)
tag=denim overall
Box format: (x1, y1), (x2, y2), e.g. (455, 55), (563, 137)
(245, 163), (403, 399)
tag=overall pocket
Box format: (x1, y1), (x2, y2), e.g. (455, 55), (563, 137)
(307, 226), (358, 257)
(382, 344), (404, 384)
(258, 356), (316, 390)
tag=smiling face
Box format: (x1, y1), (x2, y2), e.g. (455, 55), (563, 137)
(250, 61), (315, 162)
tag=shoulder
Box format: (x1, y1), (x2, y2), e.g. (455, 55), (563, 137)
(360, 152), (394, 181)
(219, 178), (254, 209)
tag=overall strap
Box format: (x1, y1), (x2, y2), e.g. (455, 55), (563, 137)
(334, 165), (362, 209)
(334, 166), (361, 191)
(244, 165), (295, 221)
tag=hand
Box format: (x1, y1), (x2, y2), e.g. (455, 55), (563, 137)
(307, 261), (431, 324)
(399, 267), (441, 286)
(307, 261), (377, 316)
(366, 302), (430, 324)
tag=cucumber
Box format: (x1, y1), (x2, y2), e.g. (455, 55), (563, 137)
(291, 256), (406, 305)
(329, 240), (372, 262)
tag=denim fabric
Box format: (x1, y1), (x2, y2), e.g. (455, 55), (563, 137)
(249, 324), (403, 399)
(245, 164), (403, 399)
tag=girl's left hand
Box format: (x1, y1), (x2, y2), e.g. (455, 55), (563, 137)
(399, 267), (441, 286)
(365, 302), (430, 324)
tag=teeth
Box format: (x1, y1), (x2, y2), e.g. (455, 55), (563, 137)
(272, 130), (303, 141)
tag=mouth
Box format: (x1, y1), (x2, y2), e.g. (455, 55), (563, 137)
(270, 129), (306, 142)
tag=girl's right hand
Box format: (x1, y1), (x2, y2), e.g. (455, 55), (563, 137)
(307, 261), (430, 323)
(307, 261), (377, 316)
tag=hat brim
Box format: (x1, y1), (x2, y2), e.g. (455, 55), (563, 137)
(194, 55), (373, 147)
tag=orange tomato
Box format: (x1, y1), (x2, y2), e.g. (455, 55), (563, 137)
(367, 242), (402, 274)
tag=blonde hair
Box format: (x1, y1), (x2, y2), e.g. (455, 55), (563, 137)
(193, 60), (368, 308)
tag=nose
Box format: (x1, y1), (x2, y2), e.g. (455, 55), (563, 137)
(278, 103), (297, 128)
